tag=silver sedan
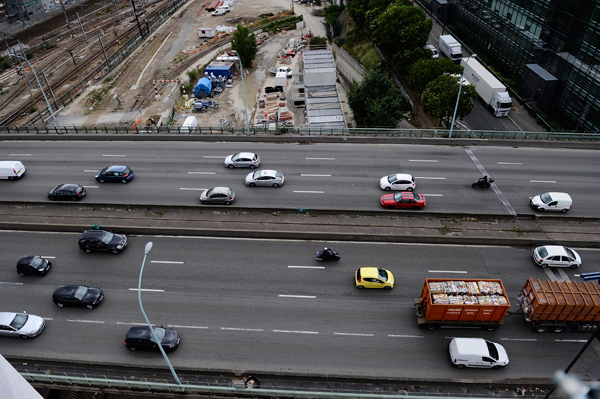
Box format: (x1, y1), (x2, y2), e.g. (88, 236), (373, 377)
(0, 312), (45, 338)
(200, 187), (236, 205)
(245, 170), (285, 187)
(224, 152), (261, 169)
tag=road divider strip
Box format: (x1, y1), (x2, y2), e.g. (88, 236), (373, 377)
(288, 266), (325, 269)
(151, 261), (184, 264)
(168, 325), (208, 329)
(0, 282), (23, 285)
(301, 174), (331, 177)
(179, 188), (208, 190)
(555, 339), (588, 342)
(409, 160), (438, 162)
(498, 162), (522, 165)
(306, 158), (334, 160)
(530, 180), (556, 183)
(188, 172), (216, 174)
(428, 270), (468, 273)
(128, 288), (164, 292)
(334, 332), (374, 336)
(293, 191), (324, 193)
(273, 330), (318, 334)
(388, 334), (424, 338)
(415, 177), (445, 179)
(67, 319), (105, 324)
(221, 327), (264, 331)
(278, 295), (316, 298)
(500, 338), (537, 341)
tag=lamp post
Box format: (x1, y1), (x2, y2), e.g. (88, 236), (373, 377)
(448, 53), (476, 138)
(231, 50), (250, 135)
(138, 242), (182, 385)
(9, 54), (61, 132)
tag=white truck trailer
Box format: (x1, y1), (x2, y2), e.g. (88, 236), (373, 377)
(461, 58), (512, 117)
(439, 35), (462, 63)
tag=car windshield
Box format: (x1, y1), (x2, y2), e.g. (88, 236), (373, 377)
(252, 171), (260, 179)
(74, 286), (88, 300)
(413, 193), (423, 200)
(387, 174), (398, 183)
(393, 192), (404, 201)
(29, 257), (44, 268)
(227, 188), (234, 197)
(231, 153), (240, 161)
(377, 269), (389, 281)
(206, 188), (215, 196)
(10, 314), (28, 330)
(152, 327), (166, 343)
(540, 193), (553, 204)
(485, 340), (499, 360)
(565, 247), (576, 258)
(75, 186), (83, 194)
(101, 231), (114, 244)
(537, 247), (548, 257)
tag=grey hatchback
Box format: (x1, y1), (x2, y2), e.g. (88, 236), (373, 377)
(200, 187), (235, 205)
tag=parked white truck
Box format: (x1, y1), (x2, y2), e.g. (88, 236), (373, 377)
(461, 57), (512, 117)
(439, 35), (462, 63)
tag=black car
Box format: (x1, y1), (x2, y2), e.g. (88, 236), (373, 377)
(95, 165), (134, 184)
(16, 256), (52, 277)
(78, 230), (127, 254)
(47, 184), (86, 201)
(52, 285), (104, 309)
(264, 85), (284, 93)
(124, 326), (181, 352)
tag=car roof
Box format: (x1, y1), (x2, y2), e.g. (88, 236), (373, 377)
(545, 192), (571, 200)
(452, 338), (489, 355)
(211, 187), (231, 194)
(360, 267), (384, 278)
(394, 173), (412, 179)
(126, 326), (170, 340)
(17, 255), (37, 264)
(106, 165), (128, 172)
(58, 183), (81, 190)
(80, 230), (107, 238)
(237, 152), (257, 158)
(257, 170), (278, 177)
(54, 285), (83, 295)
(539, 245), (569, 256)
(0, 312), (17, 325)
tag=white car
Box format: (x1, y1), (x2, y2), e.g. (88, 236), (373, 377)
(379, 173), (415, 191)
(211, 8), (227, 16)
(449, 338), (509, 369)
(224, 152), (261, 169)
(0, 312), (45, 338)
(533, 245), (581, 268)
(245, 170), (284, 187)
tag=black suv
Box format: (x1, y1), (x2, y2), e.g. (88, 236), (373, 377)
(124, 326), (180, 352)
(78, 230), (128, 254)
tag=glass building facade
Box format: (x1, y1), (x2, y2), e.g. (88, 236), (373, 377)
(429, 0), (600, 132)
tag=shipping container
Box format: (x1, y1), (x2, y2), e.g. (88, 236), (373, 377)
(518, 278), (600, 333)
(414, 279), (510, 331)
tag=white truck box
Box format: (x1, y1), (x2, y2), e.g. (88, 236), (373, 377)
(461, 57), (512, 117)
(275, 72), (288, 87)
(0, 160), (26, 180)
(439, 35), (462, 63)
(197, 27), (216, 38)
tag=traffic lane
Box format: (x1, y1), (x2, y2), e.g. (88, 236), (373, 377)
(463, 102), (518, 131)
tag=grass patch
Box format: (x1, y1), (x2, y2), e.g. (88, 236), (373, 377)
(341, 24), (381, 71)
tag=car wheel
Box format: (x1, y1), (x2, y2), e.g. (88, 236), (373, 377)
(48, 197), (55, 201)
(569, 264), (578, 268)
(85, 248), (92, 254)
(541, 263), (547, 268)
(112, 249), (119, 254)
(538, 208), (545, 212)
(20, 335), (29, 339)
(356, 285), (364, 289)
(224, 201), (232, 205)
(384, 286), (392, 290)
(249, 183), (256, 187)
(249, 165), (256, 169)
(384, 187), (391, 191)
(202, 200), (209, 205)
(456, 364), (465, 369)
(99, 179), (105, 183)
(57, 303), (64, 308)
(273, 183), (279, 187)
(87, 304), (93, 309)
(561, 209), (568, 213)
(535, 325), (548, 333)
(492, 366), (502, 370)
(18, 272), (25, 277)
(121, 179), (128, 184)
(227, 165), (234, 169)
(407, 187), (414, 192)
(553, 326), (566, 333)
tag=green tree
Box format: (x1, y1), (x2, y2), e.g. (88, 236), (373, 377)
(348, 66), (408, 127)
(421, 74), (478, 127)
(370, 3), (432, 60)
(231, 23), (257, 68)
(409, 58), (462, 93)
(348, 0), (389, 29)
(0, 56), (10, 73)
(323, 4), (344, 39)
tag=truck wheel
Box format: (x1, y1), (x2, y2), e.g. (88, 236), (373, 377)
(535, 326), (548, 333)
(426, 325), (438, 330)
(456, 364), (465, 369)
(553, 326), (566, 333)
(483, 326), (498, 332)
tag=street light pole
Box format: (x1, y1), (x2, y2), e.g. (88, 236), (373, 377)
(137, 242), (182, 385)
(231, 50), (250, 135)
(449, 53), (476, 138)
(9, 54), (61, 132)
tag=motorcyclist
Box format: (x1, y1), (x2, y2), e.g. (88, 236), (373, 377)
(324, 247), (333, 256)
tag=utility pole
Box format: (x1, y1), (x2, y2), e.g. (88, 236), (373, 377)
(113, 28), (120, 45)
(76, 13), (87, 44)
(139, 0), (146, 15)
(98, 35), (109, 68)
(16, 40), (34, 91)
(41, 70), (58, 111)
(58, 0), (71, 30)
(67, 49), (76, 66)
(112, 0), (121, 22)
(129, 0), (144, 38)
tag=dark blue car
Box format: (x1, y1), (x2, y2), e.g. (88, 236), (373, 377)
(95, 165), (134, 184)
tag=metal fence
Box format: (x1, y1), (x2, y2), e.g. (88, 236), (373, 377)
(1, 124), (599, 140)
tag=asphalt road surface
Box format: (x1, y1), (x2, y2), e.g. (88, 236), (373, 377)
(0, 142), (598, 216)
(1, 231), (599, 382)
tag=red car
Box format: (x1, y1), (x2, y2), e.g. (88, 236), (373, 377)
(380, 192), (426, 209)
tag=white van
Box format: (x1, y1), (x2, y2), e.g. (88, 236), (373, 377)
(530, 192), (572, 213)
(448, 338), (509, 369)
(218, 5), (230, 12)
(0, 160), (26, 180)
(181, 116), (198, 132)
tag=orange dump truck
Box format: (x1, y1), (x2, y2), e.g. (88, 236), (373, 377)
(414, 279), (511, 331)
(518, 278), (600, 333)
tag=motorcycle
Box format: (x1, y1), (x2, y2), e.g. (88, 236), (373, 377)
(472, 176), (494, 188)
(316, 248), (340, 261)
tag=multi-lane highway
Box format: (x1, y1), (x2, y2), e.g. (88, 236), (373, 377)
(0, 141), (598, 216)
(1, 231), (599, 381)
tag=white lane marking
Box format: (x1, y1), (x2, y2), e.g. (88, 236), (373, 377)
(334, 332), (374, 336)
(278, 294), (316, 299)
(67, 319), (105, 324)
(288, 265), (325, 269)
(0, 282), (23, 285)
(498, 162), (522, 165)
(388, 334), (425, 338)
(221, 327), (264, 332)
(168, 325), (209, 329)
(188, 172), (216, 174)
(301, 174), (331, 177)
(274, 330), (319, 334)
(9, 153), (30, 156)
(40, 256), (56, 258)
(179, 188), (208, 191)
(151, 261), (184, 264)
(555, 339), (588, 343)
(530, 180), (556, 183)
(128, 288), (164, 292)
(117, 322), (149, 326)
(84, 170), (98, 173)
(415, 177), (445, 179)
(293, 190), (324, 193)
(428, 270), (468, 273)
(557, 268), (571, 283)
(43, 318), (53, 321)
(500, 338), (537, 341)
(306, 157), (334, 160)
(85, 186), (99, 189)
(102, 154), (126, 157)
(423, 194), (443, 197)
(409, 159), (438, 162)
(203, 156), (225, 158)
